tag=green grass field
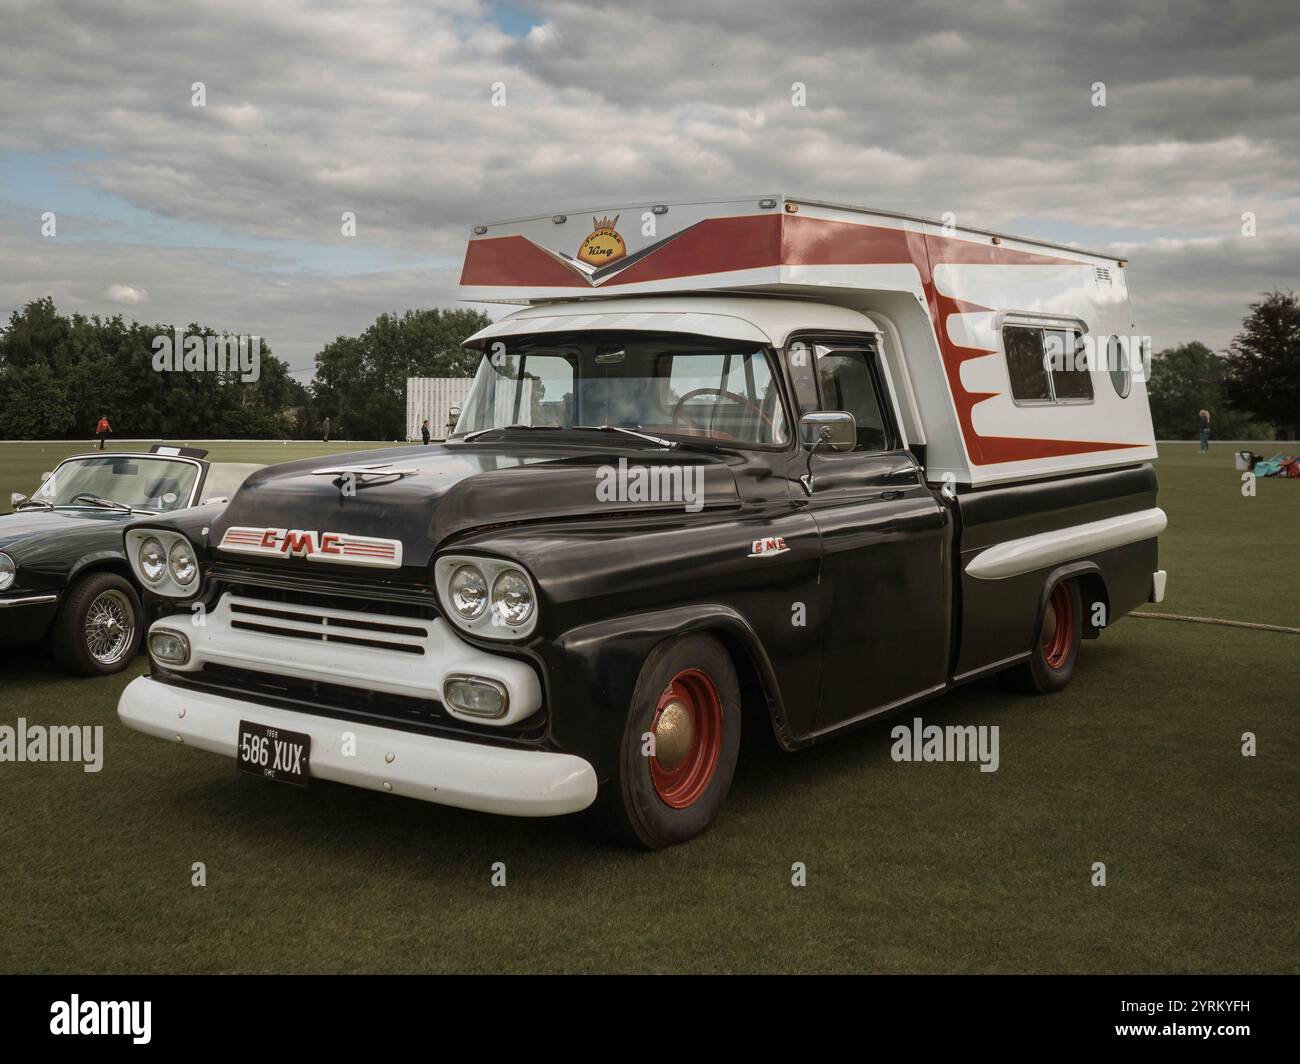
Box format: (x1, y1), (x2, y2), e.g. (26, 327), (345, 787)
(0, 439), (1295, 973)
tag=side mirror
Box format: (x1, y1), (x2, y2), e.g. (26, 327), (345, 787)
(799, 411), (856, 453)
(10, 492), (27, 508)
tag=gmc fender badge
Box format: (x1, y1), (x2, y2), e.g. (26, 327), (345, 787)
(748, 536), (789, 558)
(218, 526), (403, 568)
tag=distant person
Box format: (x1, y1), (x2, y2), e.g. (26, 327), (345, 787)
(95, 414), (112, 450)
(1198, 409), (1211, 454)
(321, 415), (331, 443)
(421, 419), (431, 445)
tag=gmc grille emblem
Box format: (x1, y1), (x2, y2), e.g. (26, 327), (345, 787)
(218, 526), (403, 569)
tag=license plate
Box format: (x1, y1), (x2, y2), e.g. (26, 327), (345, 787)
(236, 720), (310, 787)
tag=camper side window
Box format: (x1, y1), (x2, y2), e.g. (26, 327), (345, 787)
(1002, 324), (1094, 404)
(1004, 326), (1052, 401)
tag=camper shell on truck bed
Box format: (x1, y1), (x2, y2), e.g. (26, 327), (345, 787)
(118, 195), (1166, 850)
(460, 194), (1158, 487)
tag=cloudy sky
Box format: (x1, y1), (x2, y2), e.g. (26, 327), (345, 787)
(1, 0), (1296, 379)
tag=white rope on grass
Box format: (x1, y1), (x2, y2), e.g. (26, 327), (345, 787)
(1132, 611), (1300, 635)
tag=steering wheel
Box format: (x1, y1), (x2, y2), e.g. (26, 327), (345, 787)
(672, 388), (774, 433)
(70, 492), (107, 506)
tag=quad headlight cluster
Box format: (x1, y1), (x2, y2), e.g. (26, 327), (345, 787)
(126, 528), (202, 598)
(433, 555), (539, 639)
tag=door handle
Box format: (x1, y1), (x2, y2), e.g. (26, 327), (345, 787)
(881, 490), (905, 500)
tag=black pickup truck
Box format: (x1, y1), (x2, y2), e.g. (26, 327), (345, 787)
(116, 296), (1166, 848)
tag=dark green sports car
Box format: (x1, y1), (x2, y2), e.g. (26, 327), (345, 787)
(0, 446), (259, 675)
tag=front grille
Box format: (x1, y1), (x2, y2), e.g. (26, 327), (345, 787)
(228, 596), (430, 655)
(167, 664), (546, 745)
(173, 577), (548, 744)
(221, 581), (437, 656)
(221, 579), (438, 620)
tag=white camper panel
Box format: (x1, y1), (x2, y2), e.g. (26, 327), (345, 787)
(459, 196), (1157, 486)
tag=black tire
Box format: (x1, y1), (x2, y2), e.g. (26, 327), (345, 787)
(595, 633), (742, 850)
(1000, 579), (1082, 695)
(49, 572), (143, 676)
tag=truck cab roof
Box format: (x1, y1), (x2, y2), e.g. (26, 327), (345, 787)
(464, 294), (882, 350)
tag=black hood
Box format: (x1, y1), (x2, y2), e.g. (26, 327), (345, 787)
(209, 440), (740, 578)
(0, 507), (132, 558)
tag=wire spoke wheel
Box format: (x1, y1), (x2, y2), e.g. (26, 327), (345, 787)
(649, 668), (723, 809)
(83, 589), (135, 666)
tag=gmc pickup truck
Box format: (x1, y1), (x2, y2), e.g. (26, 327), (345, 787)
(118, 196), (1166, 848)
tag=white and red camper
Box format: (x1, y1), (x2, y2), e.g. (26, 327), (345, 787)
(460, 194), (1157, 487)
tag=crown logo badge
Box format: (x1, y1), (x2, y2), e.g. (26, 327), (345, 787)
(577, 214), (627, 267)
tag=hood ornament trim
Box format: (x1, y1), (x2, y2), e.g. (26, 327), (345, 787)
(310, 463), (420, 488)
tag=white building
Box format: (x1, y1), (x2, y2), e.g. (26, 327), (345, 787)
(406, 377), (474, 441)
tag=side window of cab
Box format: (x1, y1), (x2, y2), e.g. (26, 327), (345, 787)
(788, 340), (898, 453)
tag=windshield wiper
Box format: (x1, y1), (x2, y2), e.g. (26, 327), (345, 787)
(459, 425), (562, 441)
(15, 499), (53, 511)
(460, 422), (722, 453)
(573, 425), (676, 448)
(69, 494), (133, 513)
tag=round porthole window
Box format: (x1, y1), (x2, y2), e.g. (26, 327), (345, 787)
(1109, 336), (1131, 398)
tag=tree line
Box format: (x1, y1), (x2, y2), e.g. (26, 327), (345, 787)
(0, 298), (489, 441)
(0, 292), (1293, 442)
(1147, 291), (1298, 441)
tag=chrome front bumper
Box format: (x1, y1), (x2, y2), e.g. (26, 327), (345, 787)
(118, 676), (598, 817)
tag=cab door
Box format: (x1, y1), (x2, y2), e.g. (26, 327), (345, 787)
(785, 338), (952, 736)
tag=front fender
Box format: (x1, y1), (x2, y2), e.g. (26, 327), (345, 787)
(68, 548), (132, 583)
(540, 602), (793, 783)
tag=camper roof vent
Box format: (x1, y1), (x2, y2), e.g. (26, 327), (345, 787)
(1094, 266), (1112, 284)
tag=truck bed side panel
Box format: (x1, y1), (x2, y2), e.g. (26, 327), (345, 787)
(953, 464), (1159, 677)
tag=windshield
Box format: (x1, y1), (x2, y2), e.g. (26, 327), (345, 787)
(32, 455), (198, 512)
(452, 332), (789, 446)
(198, 462), (261, 504)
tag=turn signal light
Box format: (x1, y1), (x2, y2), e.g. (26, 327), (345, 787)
(443, 676), (508, 720)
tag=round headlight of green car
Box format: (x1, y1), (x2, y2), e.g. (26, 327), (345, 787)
(138, 537), (167, 584)
(449, 564), (488, 620)
(0, 552), (15, 592)
(168, 538), (198, 586)
(491, 568), (534, 628)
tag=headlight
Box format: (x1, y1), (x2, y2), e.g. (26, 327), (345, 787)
(449, 564), (488, 620)
(492, 569), (534, 627)
(139, 537), (167, 583)
(434, 555), (539, 639)
(0, 553), (15, 592)
(126, 529), (202, 598)
(168, 539), (197, 586)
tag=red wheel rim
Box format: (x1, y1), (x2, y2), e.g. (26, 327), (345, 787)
(1042, 583), (1074, 669)
(649, 668), (723, 809)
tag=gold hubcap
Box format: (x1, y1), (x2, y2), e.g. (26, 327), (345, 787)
(653, 698), (694, 771)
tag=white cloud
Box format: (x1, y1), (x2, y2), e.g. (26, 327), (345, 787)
(104, 283), (148, 304)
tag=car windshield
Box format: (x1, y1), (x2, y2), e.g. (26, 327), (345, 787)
(31, 455), (198, 512)
(198, 462), (261, 504)
(452, 332), (789, 446)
